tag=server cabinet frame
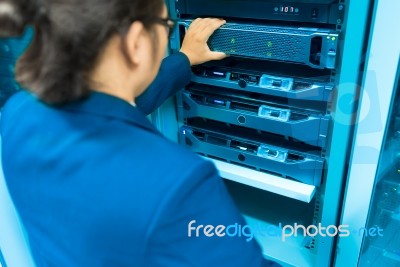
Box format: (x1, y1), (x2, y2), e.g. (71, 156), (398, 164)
(334, 0), (400, 266)
(151, 0), (374, 266)
(314, 0), (374, 266)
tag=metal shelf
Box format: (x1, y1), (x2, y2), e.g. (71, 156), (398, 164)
(204, 157), (316, 203)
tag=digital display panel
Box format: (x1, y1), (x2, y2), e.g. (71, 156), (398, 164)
(274, 6), (300, 14)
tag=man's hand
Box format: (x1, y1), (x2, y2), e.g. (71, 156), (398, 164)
(180, 18), (227, 66)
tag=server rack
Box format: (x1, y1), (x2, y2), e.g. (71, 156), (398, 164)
(153, 0), (374, 266)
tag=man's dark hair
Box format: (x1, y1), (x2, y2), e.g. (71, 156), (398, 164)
(0, 0), (164, 104)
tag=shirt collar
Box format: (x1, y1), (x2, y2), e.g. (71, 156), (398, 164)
(62, 91), (160, 134)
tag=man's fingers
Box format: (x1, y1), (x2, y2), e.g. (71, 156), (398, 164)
(200, 19), (226, 40)
(208, 51), (228, 61)
(180, 17), (228, 65)
(189, 18), (213, 33)
(188, 18), (225, 42)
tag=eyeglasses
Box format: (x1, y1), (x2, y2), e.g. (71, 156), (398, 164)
(151, 18), (177, 38)
(119, 17), (177, 38)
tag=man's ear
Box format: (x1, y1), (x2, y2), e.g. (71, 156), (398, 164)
(125, 21), (145, 65)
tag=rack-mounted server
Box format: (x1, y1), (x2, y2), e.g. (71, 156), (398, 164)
(180, 121), (324, 186)
(179, 86), (330, 148)
(175, 0), (344, 25)
(191, 62), (334, 102)
(180, 20), (339, 69)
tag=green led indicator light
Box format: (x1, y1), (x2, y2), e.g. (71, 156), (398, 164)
(267, 41), (273, 47)
(230, 38), (236, 44)
(332, 37), (336, 41)
(266, 52), (272, 57)
(327, 36), (331, 39)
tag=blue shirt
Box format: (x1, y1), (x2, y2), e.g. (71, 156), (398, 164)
(1, 52), (279, 267)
